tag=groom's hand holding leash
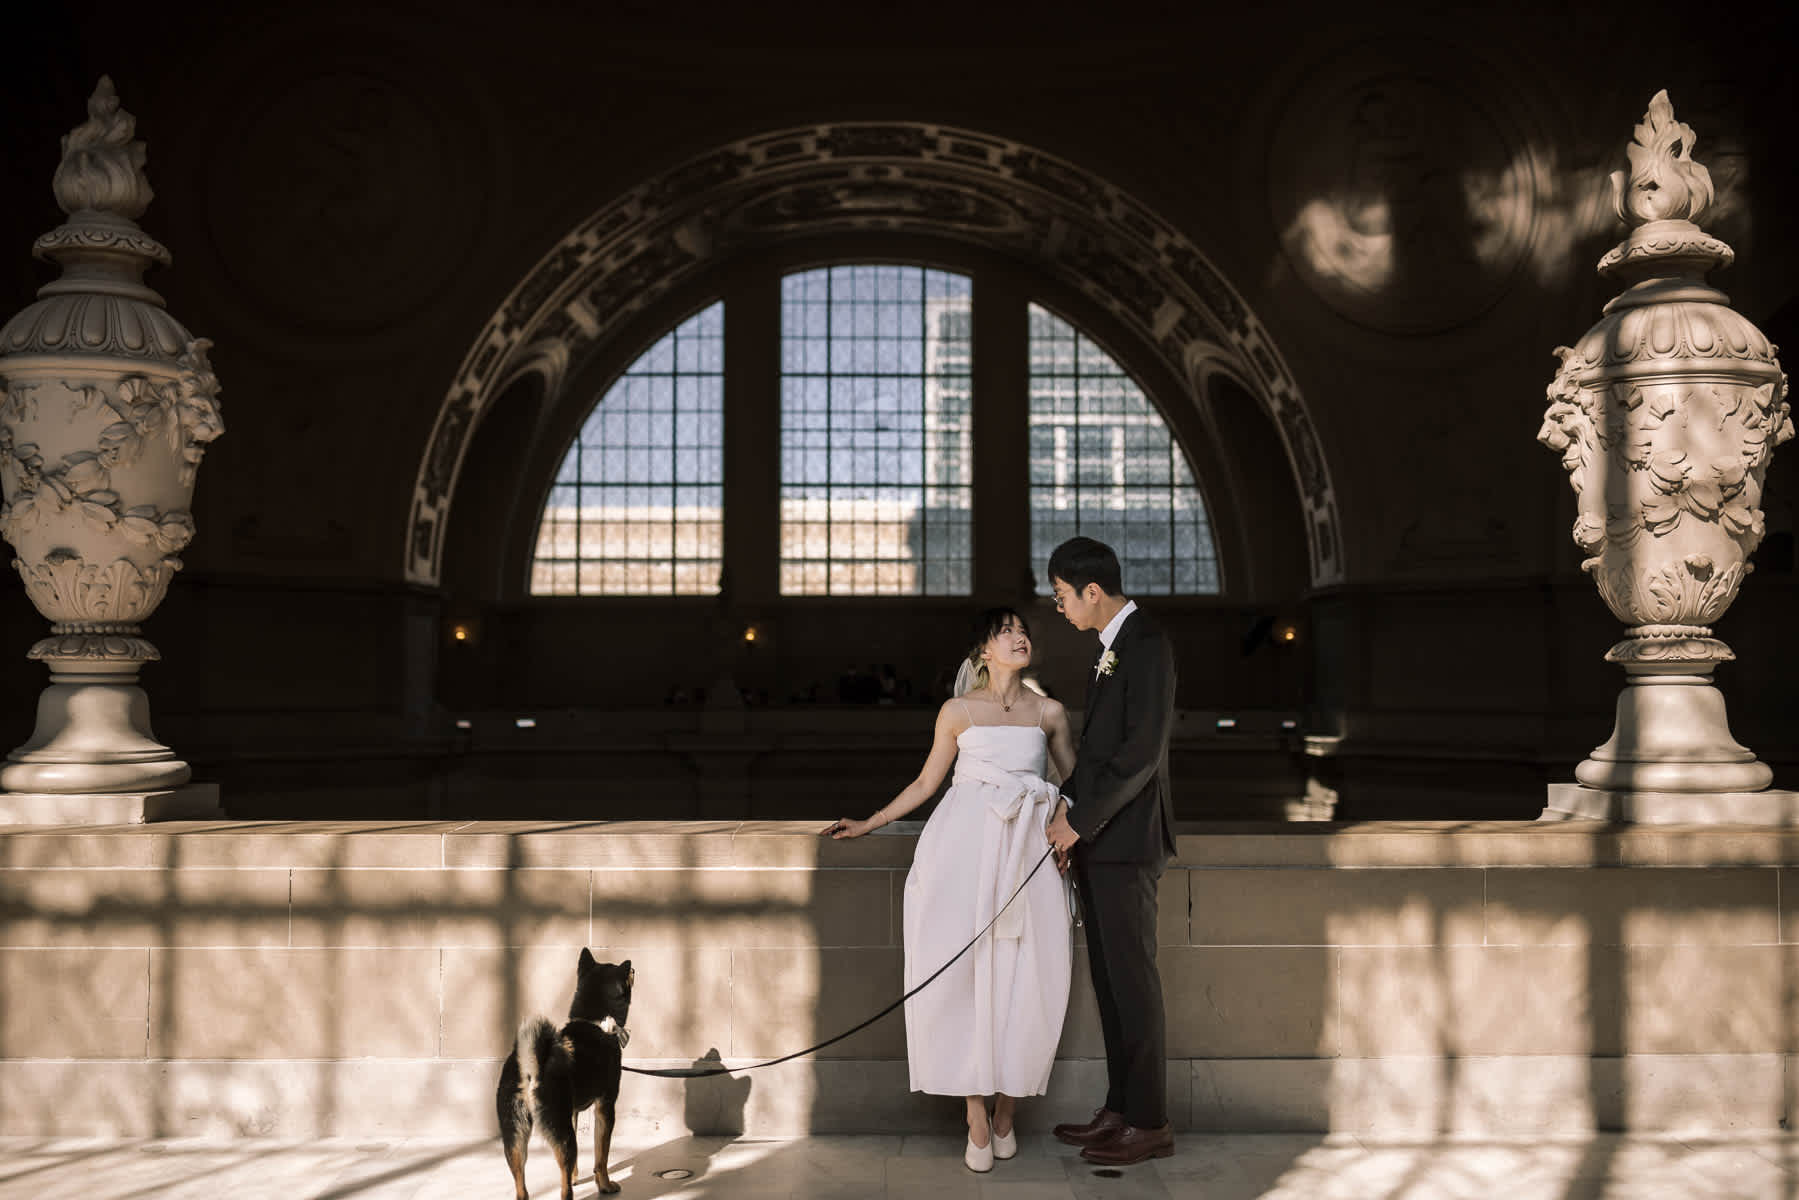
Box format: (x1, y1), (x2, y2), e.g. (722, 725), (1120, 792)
(1047, 800), (1079, 872)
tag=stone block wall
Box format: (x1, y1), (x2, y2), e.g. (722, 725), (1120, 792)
(0, 821), (1793, 1138)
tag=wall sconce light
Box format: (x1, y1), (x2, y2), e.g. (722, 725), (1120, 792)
(1276, 622), (1299, 644)
(743, 624), (759, 644)
(448, 619), (480, 647)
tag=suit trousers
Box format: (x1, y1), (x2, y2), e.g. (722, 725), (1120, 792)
(1074, 856), (1166, 1128)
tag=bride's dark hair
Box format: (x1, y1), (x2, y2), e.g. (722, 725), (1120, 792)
(963, 607), (1031, 694)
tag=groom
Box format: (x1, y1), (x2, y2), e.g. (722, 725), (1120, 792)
(1044, 536), (1178, 1165)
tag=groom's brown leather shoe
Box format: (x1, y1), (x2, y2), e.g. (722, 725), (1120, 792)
(1080, 1122), (1174, 1165)
(1053, 1106), (1125, 1147)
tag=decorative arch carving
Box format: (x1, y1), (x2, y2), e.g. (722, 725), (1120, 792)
(405, 122), (1343, 587)
(492, 338), (570, 410)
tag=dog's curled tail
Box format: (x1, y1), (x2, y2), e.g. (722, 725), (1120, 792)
(515, 1015), (559, 1089)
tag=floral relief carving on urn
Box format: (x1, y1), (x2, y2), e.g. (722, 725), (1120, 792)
(0, 78), (224, 796)
(1538, 91), (1791, 795)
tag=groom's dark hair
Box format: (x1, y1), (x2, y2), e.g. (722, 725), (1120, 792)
(1048, 536), (1123, 597)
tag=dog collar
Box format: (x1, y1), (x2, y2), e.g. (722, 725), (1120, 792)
(582, 1016), (630, 1048)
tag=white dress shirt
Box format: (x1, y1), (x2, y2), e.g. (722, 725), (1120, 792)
(1098, 599), (1138, 653)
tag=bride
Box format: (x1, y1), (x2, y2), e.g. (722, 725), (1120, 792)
(824, 608), (1075, 1172)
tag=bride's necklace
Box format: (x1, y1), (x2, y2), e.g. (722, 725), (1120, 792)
(996, 686), (1024, 712)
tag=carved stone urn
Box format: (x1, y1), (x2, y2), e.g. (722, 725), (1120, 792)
(0, 78), (223, 798)
(1539, 91), (1791, 802)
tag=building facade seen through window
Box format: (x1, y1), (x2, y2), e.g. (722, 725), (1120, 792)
(779, 265), (974, 595)
(1029, 304), (1219, 594)
(530, 301), (725, 595)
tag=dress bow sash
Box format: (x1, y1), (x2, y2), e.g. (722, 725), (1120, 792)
(953, 756), (1060, 939)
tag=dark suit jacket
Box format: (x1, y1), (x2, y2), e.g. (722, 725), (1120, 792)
(1064, 607), (1178, 863)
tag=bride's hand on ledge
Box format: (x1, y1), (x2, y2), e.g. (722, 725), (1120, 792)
(822, 816), (874, 839)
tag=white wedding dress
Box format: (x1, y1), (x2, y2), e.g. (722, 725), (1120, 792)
(903, 710), (1072, 1097)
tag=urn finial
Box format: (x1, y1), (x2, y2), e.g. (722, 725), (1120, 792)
(52, 77), (154, 222)
(1597, 91), (1733, 281)
(1611, 90), (1715, 228)
(28, 77), (171, 294)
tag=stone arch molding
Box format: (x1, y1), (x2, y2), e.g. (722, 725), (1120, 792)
(405, 122), (1343, 588)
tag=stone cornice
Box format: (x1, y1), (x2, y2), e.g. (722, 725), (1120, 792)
(5, 818), (1797, 869)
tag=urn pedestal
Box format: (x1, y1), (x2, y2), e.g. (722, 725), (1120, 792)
(1538, 93), (1795, 824)
(0, 79), (223, 823)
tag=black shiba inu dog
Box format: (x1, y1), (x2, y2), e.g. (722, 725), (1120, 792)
(497, 950), (634, 1198)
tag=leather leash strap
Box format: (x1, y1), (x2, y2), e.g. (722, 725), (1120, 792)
(622, 846), (1058, 1078)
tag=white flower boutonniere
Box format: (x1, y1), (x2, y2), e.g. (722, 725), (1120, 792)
(1095, 650), (1118, 679)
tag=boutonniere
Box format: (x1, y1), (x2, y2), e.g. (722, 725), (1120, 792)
(1095, 650), (1118, 679)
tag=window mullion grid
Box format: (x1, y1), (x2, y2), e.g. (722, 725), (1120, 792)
(1168, 435), (1178, 593)
(581, 398), (592, 595)
(573, 403), (584, 596)
(1065, 325), (1079, 543)
(668, 337), (679, 597)
(663, 363), (672, 595)
(918, 275), (928, 596)
(1066, 329), (1077, 542)
(826, 270), (837, 595)
(568, 401), (579, 595)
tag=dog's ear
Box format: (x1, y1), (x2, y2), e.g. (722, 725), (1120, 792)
(620, 959), (633, 986)
(579, 948), (597, 971)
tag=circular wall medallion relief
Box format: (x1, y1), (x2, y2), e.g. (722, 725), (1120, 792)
(1270, 58), (1543, 335)
(203, 65), (486, 333)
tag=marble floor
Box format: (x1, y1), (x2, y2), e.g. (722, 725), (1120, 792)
(0, 1131), (1794, 1199)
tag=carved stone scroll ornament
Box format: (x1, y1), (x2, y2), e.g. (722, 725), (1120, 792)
(1538, 91), (1792, 796)
(0, 78), (224, 798)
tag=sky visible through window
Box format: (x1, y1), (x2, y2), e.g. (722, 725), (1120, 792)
(530, 302), (724, 595)
(779, 265), (973, 595)
(1029, 304), (1219, 594)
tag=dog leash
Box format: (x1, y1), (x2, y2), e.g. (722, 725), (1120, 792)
(622, 846), (1060, 1079)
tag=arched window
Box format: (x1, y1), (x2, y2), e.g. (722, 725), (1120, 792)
(529, 302), (725, 595)
(1028, 304), (1219, 593)
(524, 275), (1221, 601)
(778, 265), (973, 595)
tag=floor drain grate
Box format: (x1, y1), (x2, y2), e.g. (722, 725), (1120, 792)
(654, 1168), (695, 1180)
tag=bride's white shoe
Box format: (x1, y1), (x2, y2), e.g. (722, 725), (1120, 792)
(964, 1133), (994, 1173)
(991, 1126), (1018, 1159)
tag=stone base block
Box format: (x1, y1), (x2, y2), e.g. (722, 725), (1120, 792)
(1542, 783), (1799, 825)
(1327, 1053), (1787, 1134)
(0, 783), (222, 826)
(0, 1055), (1787, 1137)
